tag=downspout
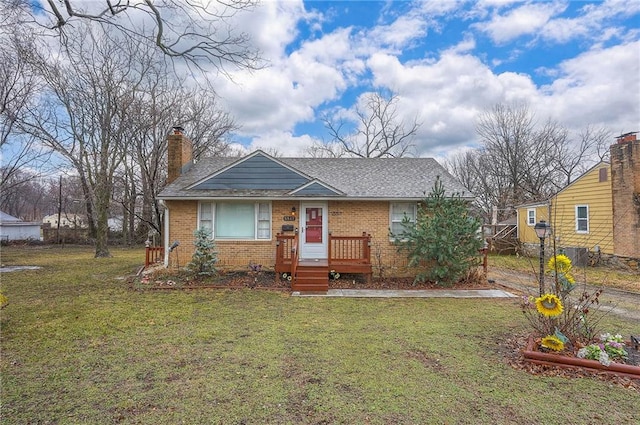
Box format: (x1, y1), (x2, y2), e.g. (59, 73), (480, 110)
(547, 200), (553, 251)
(159, 199), (170, 267)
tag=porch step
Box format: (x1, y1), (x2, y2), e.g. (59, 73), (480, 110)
(292, 265), (329, 292)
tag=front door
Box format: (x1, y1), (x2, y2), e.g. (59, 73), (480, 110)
(299, 202), (328, 259)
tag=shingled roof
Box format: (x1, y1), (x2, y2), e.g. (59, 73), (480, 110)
(157, 151), (472, 200)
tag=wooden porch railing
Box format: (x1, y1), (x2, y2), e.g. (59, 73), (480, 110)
(290, 232), (299, 283)
(275, 232), (372, 283)
(275, 233), (296, 278)
(145, 245), (164, 268)
(329, 232), (372, 283)
(329, 232), (371, 264)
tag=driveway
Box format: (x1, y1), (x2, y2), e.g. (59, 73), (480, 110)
(487, 268), (640, 323)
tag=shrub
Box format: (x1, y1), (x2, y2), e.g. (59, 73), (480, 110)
(392, 176), (482, 285)
(186, 229), (218, 276)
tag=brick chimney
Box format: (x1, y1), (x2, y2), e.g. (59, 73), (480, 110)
(615, 131), (638, 144)
(167, 126), (193, 184)
(610, 132), (640, 259)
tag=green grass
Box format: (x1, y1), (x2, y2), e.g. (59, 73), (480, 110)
(1, 246), (638, 424)
(488, 253), (640, 292)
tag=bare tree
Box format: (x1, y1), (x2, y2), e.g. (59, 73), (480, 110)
(306, 142), (343, 158)
(475, 104), (562, 205)
(8, 0), (262, 73)
(0, 32), (54, 204)
(19, 25), (156, 257)
(0, 35), (36, 147)
(122, 81), (238, 242)
(0, 168), (43, 220)
(447, 103), (613, 223)
(318, 92), (420, 158)
(550, 125), (611, 187)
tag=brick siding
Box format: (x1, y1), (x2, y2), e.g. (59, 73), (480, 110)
(166, 199), (412, 275)
(611, 139), (640, 258)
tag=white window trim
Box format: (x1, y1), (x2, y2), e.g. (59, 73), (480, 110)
(575, 205), (589, 234)
(527, 208), (536, 226)
(197, 201), (215, 239)
(198, 201), (271, 241)
(389, 202), (417, 240)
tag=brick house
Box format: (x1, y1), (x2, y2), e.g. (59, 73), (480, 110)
(157, 129), (473, 290)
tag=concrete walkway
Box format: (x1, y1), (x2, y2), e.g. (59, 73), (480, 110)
(291, 288), (517, 298)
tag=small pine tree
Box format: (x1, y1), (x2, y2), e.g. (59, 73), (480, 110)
(393, 176), (482, 286)
(187, 229), (218, 276)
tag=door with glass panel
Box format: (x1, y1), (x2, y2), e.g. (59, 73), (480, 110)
(299, 202), (327, 259)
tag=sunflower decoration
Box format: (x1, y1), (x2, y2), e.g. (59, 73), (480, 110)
(547, 254), (575, 280)
(541, 335), (565, 351)
(535, 293), (564, 317)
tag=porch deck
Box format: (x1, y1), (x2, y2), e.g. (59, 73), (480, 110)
(275, 232), (373, 292)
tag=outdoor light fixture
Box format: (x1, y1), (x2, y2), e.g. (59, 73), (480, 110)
(534, 220), (551, 296)
(169, 240), (180, 252)
(291, 207), (296, 216)
(534, 220), (551, 240)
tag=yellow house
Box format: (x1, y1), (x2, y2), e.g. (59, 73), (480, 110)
(516, 202), (549, 244)
(516, 161), (613, 255)
(550, 161), (613, 255)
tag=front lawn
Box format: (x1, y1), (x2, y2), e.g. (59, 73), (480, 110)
(1, 246), (638, 424)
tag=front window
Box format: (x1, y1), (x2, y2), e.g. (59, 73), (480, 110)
(527, 209), (536, 226)
(199, 201), (271, 240)
(390, 202), (416, 236)
(576, 205), (589, 233)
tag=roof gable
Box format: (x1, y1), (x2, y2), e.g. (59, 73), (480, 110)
(288, 180), (344, 196)
(0, 211), (21, 222)
(190, 151), (310, 190)
(552, 161), (610, 199)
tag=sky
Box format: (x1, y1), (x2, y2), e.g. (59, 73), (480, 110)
(205, 0), (640, 159)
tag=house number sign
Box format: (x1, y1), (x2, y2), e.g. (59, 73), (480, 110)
(283, 216), (296, 221)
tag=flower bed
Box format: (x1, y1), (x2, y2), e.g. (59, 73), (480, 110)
(522, 336), (640, 380)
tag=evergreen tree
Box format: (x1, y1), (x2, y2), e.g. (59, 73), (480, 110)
(393, 176), (482, 285)
(187, 229), (218, 276)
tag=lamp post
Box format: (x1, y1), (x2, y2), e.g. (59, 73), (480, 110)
(534, 220), (552, 296)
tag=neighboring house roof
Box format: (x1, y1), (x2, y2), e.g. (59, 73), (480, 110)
(158, 151), (472, 200)
(514, 201), (549, 209)
(0, 211), (21, 222)
(0, 210), (41, 241)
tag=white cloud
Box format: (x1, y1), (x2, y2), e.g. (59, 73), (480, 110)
(367, 14), (428, 51)
(538, 40), (640, 132)
(245, 131), (319, 156)
(366, 51), (540, 156)
(215, 2), (356, 136)
(476, 1), (567, 44)
(231, 0), (307, 61)
(216, 0), (638, 160)
(540, 0), (640, 44)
